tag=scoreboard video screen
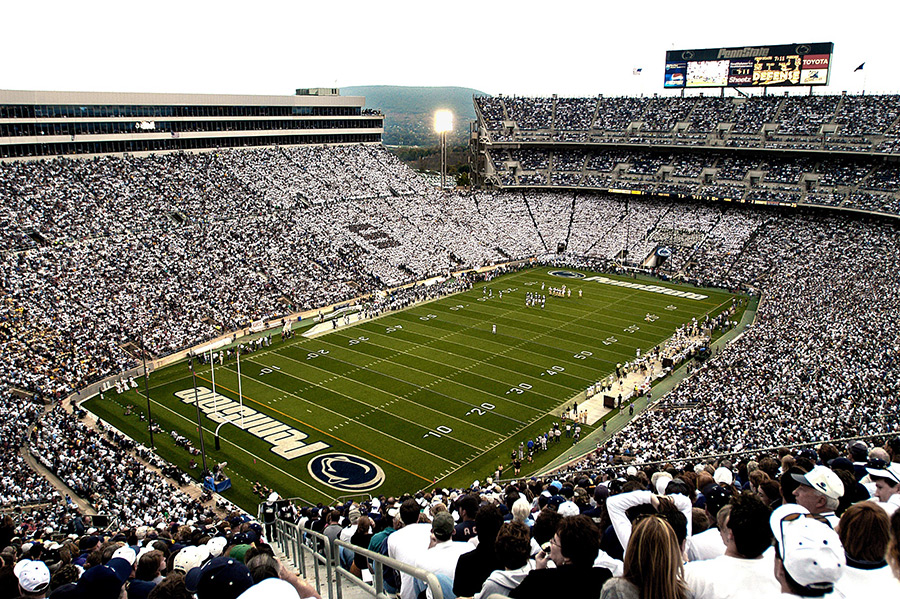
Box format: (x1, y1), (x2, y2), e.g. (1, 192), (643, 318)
(664, 42), (833, 89)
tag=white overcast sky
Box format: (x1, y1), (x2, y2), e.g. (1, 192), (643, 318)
(3, 0), (895, 98)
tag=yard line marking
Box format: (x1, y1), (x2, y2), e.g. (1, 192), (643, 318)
(196, 375), (451, 480)
(236, 356), (493, 448)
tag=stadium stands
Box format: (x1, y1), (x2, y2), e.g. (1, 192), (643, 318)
(473, 94), (900, 218)
(1, 120), (899, 597)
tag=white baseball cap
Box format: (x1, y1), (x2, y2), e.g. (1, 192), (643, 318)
(112, 546), (137, 566)
(16, 560), (51, 593)
(865, 462), (900, 485)
(770, 504), (844, 590)
(791, 466), (844, 500)
(557, 501), (580, 517)
(714, 467), (734, 486)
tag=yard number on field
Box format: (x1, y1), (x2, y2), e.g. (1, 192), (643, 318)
(466, 402), (496, 416)
(506, 383), (532, 395)
(540, 365), (566, 376)
(260, 365), (282, 375)
(307, 349), (329, 360)
(423, 425), (453, 438)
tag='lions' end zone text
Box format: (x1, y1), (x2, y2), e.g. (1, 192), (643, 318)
(583, 276), (708, 300)
(175, 387), (330, 460)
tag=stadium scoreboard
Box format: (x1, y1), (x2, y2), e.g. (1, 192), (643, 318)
(665, 42), (833, 89)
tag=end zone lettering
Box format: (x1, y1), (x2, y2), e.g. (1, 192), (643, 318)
(582, 276), (708, 300)
(174, 387), (330, 460)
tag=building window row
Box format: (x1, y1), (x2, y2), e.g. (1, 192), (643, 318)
(0, 133), (382, 158)
(0, 104), (364, 119)
(0, 118), (383, 138)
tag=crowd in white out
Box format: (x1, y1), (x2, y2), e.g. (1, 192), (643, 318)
(0, 144), (898, 599)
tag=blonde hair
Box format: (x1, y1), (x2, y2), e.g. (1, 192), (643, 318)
(511, 497), (531, 522)
(624, 516), (688, 599)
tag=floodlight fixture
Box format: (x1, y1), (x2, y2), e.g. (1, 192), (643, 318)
(434, 110), (454, 134)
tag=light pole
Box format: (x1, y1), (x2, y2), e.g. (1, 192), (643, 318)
(434, 110), (454, 189)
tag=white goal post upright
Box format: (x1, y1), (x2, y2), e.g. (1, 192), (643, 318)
(236, 346), (245, 428)
(208, 347), (217, 419)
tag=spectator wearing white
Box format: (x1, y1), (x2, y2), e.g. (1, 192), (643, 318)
(865, 461), (900, 516)
(684, 492), (779, 599)
(684, 486), (730, 562)
(769, 504), (844, 598)
(14, 559), (51, 598)
(607, 487), (692, 553)
(835, 502), (900, 597)
(387, 499), (432, 599)
(791, 467), (844, 528)
(414, 512), (474, 599)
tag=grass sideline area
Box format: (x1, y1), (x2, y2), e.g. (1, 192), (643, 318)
(84, 267), (741, 511)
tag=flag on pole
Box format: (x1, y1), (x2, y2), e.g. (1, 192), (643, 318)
(633, 68), (643, 76)
(854, 63), (865, 72)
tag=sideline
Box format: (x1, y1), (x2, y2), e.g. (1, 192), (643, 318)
(538, 296), (758, 474)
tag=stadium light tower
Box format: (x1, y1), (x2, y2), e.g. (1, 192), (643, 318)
(434, 110), (454, 189)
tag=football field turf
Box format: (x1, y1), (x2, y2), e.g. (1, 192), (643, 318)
(85, 267), (738, 510)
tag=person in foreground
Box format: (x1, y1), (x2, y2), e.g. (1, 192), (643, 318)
(509, 515), (612, 599)
(769, 504), (844, 598)
(600, 515), (690, 599)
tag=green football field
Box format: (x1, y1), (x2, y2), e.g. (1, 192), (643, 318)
(85, 267), (738, 511)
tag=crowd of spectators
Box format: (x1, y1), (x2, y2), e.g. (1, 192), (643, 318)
(2, 141), (899, 599)
(269, 442), (900, 599)
(476, 93), (900, 149)
(486, 145), (900, 217)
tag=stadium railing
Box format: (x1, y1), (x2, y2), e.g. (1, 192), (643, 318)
(272, 518), (445, 599)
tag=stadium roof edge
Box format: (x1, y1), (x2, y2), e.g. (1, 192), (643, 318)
(0, 89), (367, 107)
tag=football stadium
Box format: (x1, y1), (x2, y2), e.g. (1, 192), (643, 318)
(2, 33), (900, 599)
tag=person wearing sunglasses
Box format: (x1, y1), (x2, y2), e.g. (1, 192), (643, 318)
(509, 515), (612, 599)
(769, 504), (844, 598)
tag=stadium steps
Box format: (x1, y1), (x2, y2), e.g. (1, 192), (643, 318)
(20, 443), (97, 516)
(564, 193), (577, 250)
(520, 191), (549, 252)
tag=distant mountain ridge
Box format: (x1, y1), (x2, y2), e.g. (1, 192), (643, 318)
(342, 85), (489, 146)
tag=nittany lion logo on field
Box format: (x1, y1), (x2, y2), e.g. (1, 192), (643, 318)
(308, 453), (385, 491)
(548, 270), (585, 279)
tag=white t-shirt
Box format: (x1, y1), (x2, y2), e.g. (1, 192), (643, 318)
(684, 553), (780, 599)
(415, 540), (475, 599)
(834, 564), (900, 598)
(685, 527), (726, 562)
(387, 523), (432, 599)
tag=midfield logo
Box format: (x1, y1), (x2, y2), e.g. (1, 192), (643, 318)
(308, 453), (385, 491)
